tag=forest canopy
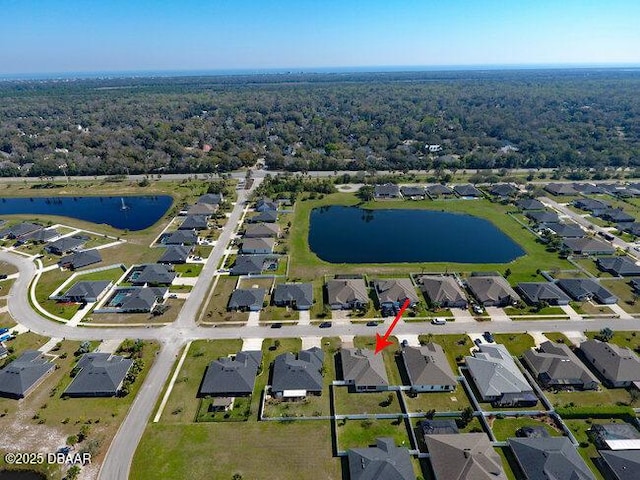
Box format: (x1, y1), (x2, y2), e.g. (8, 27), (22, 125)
(0, 69), (639, 176)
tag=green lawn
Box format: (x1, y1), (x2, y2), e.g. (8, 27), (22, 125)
(585, 330), (640, 350)
(402, 388), (471, 413)
(564, 419), (614, 480)
(132, 422), (341, 480)
(599, 278), (640, 313)
(334, 388), (403, 415)
(570, 301), (615, 315)
(160, 339), (243, 424)
(337, 418), (411, 452)
(489, 416), (562, 441)
(174, 263), (204, 277)
(200, 275), (248, 324)
(543, 332), (572, 344)
(545, 387), (635, 409)
(503, 305), (566, 316)
(493, 333), (535, 357)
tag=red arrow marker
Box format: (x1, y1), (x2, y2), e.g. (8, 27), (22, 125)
(375, 298), (411, 354)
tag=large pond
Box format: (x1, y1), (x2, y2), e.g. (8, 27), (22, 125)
(0, 196), (173, 231)
(309, 206), (525, 263)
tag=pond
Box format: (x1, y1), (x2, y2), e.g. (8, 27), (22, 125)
(0, 196), (173, 231)
(308, 206), (525, 263)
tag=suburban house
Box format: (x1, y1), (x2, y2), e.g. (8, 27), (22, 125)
(129, 264), (176, 286)
(575, 198), (610, 212)
(419, 419), (459, 437)
(271, 347), (324, 399)
(401, 344), (457, 392)
(573, 183), (605, 195)
(249, 210), (278, 223)
(339, 348), (389, 392)
(158, 245), (192, 264)
(347, 438), (414, 480)
(580, 339), (640, 388)
(227, 288), (266, 312)
(326, 278), (369, 310)
(526, 210), (561, 224)
(178, 215), (209, 230)
(373, 278), (420, 311)
(24, 227), (59, 243)
(244, 223), (280, 238)
(543, 223), (585, 238)
(240, 237), (275, 254)
(425, 433), (507, 480)
(374, 183), (401, 199)
(198, 350), (262, 397)
(59, 249), (102, 270)
(63, 353), (133, 397)
(416, 275), (468, 308)
(465, 343), (537, 407)
(597, 208), (635, 223)
(186, 203), (217, 217)
(466, 275), (521, 307)
(555, 278), (618, 304)
(509, 437), (595, 480)
(545, 183), (578, 196)
(163, 230), (198, 246)
(589, 423), (640, 450)
(272, 283), (313, 310)
(454, 184), (482, 197)
(196, 193), (223, 206)
(490, 183), (518, 198)
(45, 235), (88, 255)
(0, 351), (55, 399)
(599, 450), (640, 480)
(562, 237), (616, 255)
(256, 197), (278, 212)
(517, 198), (545, 210)
(596, 256), (640, 276)
(0, 221), (43, 239)
(619, 222), (640, 237)
(426, 184), (454, 197)
(516, 282), (571, 306)
(230, 255), (278, 276)
(522, 341), (600, 390)
(55, 280), (112, 303)
(96, 286), (168, 314)
(400, 186), (425, 199)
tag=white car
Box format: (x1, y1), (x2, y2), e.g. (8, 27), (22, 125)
(431, 318), (446, 325)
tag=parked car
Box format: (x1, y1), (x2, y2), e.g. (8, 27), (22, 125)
(474, 338), (483, 346)
(472, 304), (484, 314)
(366, 321), (378, 327)
(319, 322), (332, 328)
(270, 323), (282, 329)
(401, 340), (409, 348)
(483, 331), (495, 343)
(431, 318), (446, 325)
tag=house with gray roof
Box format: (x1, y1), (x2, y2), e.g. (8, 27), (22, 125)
(197, 193), (223, 205)
(465, 343), (537, 407)
(271, 347), (324, 398)
(517, 198), (545, 211)
(186, 203), (217, 217)
(580, 339), (640, 388)
(0, 222), (42, 239)
(600, 450), (640, 480)
(228, 288), (266, 312)
(516, 282), (571, 306)
(425, 433), (507, 480)
(509, 437), (595, 480)
(417, 275), (468, 308)
(163, 230), (198, 246)
(272, 283), (313, 310)
(199, 350), (262, 397)
(249, 210), (278, 223)
(326, 278), (369, 310)
(63, 353), (133, 397)
(340, 348), (389, 392)
(555, 278), (618, 304)
(59, 249), (102, 270)
(426, 184), (454, 197)
(522, 341), (599, 390)
(57, 280), (112, 303)
(230, 254), (277, 275)
(490, 183), (518, 198)
(0, 351), (55, 399)
(347, 438), (414, 480)
(374, 183), (401, 199)
(373, 278), (419, 310)
(24, 227), (59, 243)
(466, 275), (520, 307)
(400, 185), (425, 199)
(596, 256), (640, 276)
(543, 223), (585, 238)
(598, 208), (635, 223)
(545, 183), (577, 196)
(526, 210), (561, 224)
(454, 184), (482, 197)
(46, 235), (89, 255)
(573, 183), (605, 195)
(575, 198), (610, 212)
(240, 237), (275, 254)
(158, 245), (192, 264)
(96, 286), (167, 313)
(179, 215), (209, 230)
(244, 223), (280, 238)
(563, 237), (616, 255)
(256, 197), (278, 212)
(401, 343), (457, 393)
(589, 423), (640, 450)
(129, 264), (176, 286)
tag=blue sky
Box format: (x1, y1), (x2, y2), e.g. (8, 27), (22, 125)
(2, 0), (640, 74)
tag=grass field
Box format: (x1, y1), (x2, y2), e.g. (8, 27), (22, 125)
(200, 276), (248, 324)
(543, 332), (572, 344)
(493, 333), (535, 357)
(585, 330), (640, 350)
(599, 278), (640, 313)
(402, 388), (471, 413)
(570, 301), (615, 315)
(545, 387), (635, 409)
(337, 418), (411, 452)
(333, 388), (403, 416)
(488, 416), (562, 441)
(132, 422), (341, 480)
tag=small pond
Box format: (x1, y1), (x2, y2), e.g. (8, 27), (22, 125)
(308, 206), (525, 263)
(0, 196), (173, 231)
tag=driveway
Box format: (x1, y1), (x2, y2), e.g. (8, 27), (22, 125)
(247, 311), (260, 327)
(608, 303), (634, 320)
(298, 310), (311, 326)
(528, 331), (549, 347)
(485, 307), (511, 322)
(451, 308), (475, 323)
(559, 304), (583, 320)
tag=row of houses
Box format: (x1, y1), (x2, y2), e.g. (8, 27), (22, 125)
(374, 182), (523, 200)
(0, 350), (133, 399)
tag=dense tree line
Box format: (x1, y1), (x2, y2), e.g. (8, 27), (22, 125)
(0, 69), (639, 176)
